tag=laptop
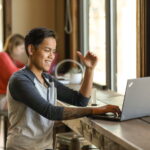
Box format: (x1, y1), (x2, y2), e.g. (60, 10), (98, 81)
(91, 77), (150, 121)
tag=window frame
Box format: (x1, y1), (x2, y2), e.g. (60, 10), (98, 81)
(79, 0), (114, 90)
(80, 0), (137, 92)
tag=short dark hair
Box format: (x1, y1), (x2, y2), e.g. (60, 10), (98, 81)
(25, 27), (56, 56)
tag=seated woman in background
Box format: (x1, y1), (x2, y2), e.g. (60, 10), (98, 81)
(0, 34), (25, 110)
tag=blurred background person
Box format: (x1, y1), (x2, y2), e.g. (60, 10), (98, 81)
(0, 34), (25, 110)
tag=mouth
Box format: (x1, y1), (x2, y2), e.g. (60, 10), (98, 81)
(45, 60), (52, 66)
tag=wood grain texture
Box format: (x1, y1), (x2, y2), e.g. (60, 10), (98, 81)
(57, 84), (150, 150)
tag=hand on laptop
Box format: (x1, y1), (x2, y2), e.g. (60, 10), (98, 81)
(92, 105), (121, 116)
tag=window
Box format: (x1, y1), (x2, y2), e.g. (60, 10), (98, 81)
(117, 0), (136, 94)
(89, 0), (106, 86)
(80, 0), (136, 94)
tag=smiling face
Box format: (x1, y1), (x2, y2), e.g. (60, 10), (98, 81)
(29, 37), (56, 72)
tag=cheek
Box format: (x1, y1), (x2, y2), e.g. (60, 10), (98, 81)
(33, 53), (43, 63)
(13, 46), (24, 55)
(12, 48), (20, 55)
(52, 53), (55, 60)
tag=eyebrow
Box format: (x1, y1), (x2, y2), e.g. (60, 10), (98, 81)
(44, 47), (56, 52)
(44, 47), (56, 50)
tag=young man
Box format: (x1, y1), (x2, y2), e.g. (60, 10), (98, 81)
(6, 27), (121, 150)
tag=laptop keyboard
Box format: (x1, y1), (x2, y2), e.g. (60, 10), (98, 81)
(90, 113), (121, 121)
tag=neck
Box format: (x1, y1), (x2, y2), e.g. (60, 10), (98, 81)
(27, 60), (43, 79)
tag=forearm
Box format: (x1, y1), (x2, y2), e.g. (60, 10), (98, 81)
(62, 105), (121, 120)
(79, 67), (94, 97)
(62, 106), (92, 120)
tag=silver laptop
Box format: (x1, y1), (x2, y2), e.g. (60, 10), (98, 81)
(91, 77), (150, 121)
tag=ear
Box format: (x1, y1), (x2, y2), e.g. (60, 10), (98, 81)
(28, 45), (35, 56)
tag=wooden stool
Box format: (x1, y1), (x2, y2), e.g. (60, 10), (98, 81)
(55, 132), (90, 150)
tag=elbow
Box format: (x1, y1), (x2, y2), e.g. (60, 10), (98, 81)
(79, 99), (89, 107)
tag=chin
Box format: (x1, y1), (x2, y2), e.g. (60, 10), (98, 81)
(43, 66), (50, 72)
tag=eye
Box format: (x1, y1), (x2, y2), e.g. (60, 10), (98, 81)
(44, 48), (50, 52)
(44, 48), (56, 53)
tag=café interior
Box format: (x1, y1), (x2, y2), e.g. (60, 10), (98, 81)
(0, 0), (150, 150)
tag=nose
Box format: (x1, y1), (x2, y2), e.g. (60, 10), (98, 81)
(48, 51), (55, 59)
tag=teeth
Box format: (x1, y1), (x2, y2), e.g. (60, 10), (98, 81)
(45, 60), (51, 65)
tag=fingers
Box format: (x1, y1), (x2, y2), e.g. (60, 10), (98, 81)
(115, 107), (122, 115)
(108, 105), (121, 116)
(77, 51), (82, 56)
(77, 51), (84, 61)
(92, 105), (121, 115)
(97, 105), (121, 116)
(77, 51), (98, 62)
(87, 52), (98, 63)
(77, 51), (97, 58)
(86, 51), (97, 58)
(88, 51), (96, 57)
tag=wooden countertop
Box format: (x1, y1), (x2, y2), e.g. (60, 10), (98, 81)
(57, 84), (150, 150)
